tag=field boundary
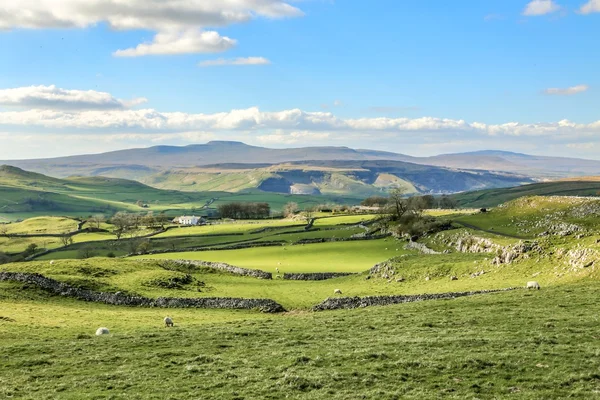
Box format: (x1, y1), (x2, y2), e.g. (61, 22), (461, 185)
(283, 272), (356, 281)
(153, 259), (273, 280)
(0, 272), (285, 313)
(312, 288), (518, 311)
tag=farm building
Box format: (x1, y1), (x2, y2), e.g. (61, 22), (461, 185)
(173, 215), (206, 226)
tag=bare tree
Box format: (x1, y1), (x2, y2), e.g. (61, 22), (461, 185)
(283, 202), (299, 218)
(59, 232), (74, 247)
(89, 214), (105, 229)
(111, 211), (134, 240)
(387, 187), (409, 219)
(304, 206), (316, 223)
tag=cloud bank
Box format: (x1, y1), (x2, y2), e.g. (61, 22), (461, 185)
(0, 85), (147, 110)
(0, 0), (302, 56)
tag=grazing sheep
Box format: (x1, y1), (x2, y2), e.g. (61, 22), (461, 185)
(96, 327), (110, 336)
(276, 267), (280, 273)
(49, 260), (54, 265)
(334, 289), (343, 295)
(527, 281), (541, 290)
(450, 276), (458, 281)
(425, 276), (431, 281)
(164, 317), (174, 327)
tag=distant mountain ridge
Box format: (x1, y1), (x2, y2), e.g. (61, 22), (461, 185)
(2, 141), (600, 196)
(4, 141), (600, 178)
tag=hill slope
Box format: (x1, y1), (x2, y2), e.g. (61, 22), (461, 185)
(4, 141), (600, 179)
(453, 180), (600, 208)
(141, 160), (530, 195)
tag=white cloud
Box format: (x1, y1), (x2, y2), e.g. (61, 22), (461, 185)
(256, 131), (331, 144)
(114, 30), (236, 57)
(579, 0), (600, 14)
(0, 1), (302, 56)
(523, 0), (561, 16)
(544, 84), (589, 95)
(0, 85), (147, 110)
(199, 57), (271, 67)
(2, 104), (600, 140)
(0, 1), (302, 30)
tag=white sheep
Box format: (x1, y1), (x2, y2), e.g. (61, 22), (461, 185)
(164, 317), (174, 327)
(96, 327), (110, 336)
(276, 267), (280, 273)
(526, 281), (541, 290)
(49, 260), (54, 265)
(334, 289), (343, 295)
(450, 276), (458, 281)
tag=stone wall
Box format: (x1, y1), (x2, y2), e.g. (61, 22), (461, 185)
(312, 288), (517, 311)
(0, 272), (285, 313)
(157, 259), (273, 280)
(295, 233), (391, 245)
(283, 272), (355, 281)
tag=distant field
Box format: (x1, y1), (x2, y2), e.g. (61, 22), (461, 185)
(138, 239), (405, 273)
(153, 220), (302, 238)
(453, 180), (600, 208)
(1, 216), (79, 235)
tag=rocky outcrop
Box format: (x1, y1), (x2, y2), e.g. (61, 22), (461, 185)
(405, 241), (441, 254)
(437, 232), (541, 266)
(283, 272), (355, 281)
(312, 288), (517, 311)
(0, 272), (285, 313)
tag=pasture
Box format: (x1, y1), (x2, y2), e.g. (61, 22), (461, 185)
(2, 196), (600, 398)
(139, 239), (404, 273)
(1, 280), (599, 399)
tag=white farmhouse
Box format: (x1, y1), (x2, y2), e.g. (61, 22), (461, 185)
(175, 215), (203, 226)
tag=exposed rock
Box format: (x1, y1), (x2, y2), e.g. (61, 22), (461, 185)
(313, 288), (518, 311)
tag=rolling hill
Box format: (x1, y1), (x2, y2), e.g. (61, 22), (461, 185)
(140, 160), (530, 196)
(452, 180), (600, 208)
(4, 142), (600, 180)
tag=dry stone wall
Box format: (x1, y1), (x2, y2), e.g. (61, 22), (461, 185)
(312, 288), (517, 311)
(0, 272), (285, 313)
(283, 272), (355, 281)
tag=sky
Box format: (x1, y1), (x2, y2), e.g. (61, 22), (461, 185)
(0, 0), (599, 160)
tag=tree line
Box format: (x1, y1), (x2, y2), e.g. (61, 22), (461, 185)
(217, 202), (271, 219)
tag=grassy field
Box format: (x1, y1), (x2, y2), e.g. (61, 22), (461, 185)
(1, 280), (599, 399)
(3, 196), (600, 398)
(452, 180), (600, 208)
(138, 239), (405, 273)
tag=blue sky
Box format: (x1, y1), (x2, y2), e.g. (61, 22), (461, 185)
(0, 0), (599, 159)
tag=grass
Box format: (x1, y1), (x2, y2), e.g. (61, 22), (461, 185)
(453, 180), (600, 208)
(1, 280), (600, 399)
(0, 216), (80, 235)
(137, 239), (408, 273)
(3, 194), (600, 398)
(0, 165), (361, 221)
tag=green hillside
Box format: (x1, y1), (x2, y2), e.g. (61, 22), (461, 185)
(0, 166), (359, 221)
(453, 180), (600, 208)
(2, 195), (600, 397)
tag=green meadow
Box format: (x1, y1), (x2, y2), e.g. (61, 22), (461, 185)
(2, 196), (600, 398)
